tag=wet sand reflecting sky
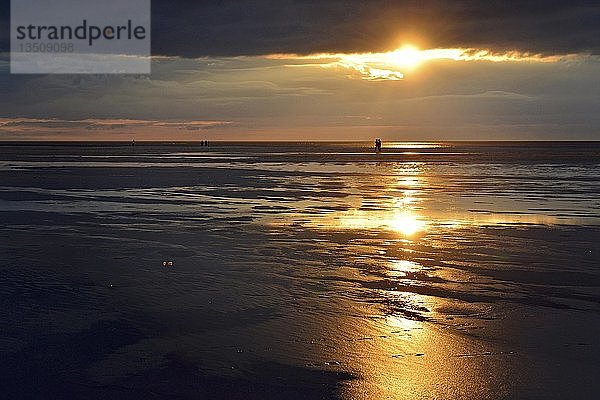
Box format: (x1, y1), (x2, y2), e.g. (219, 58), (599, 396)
(1, 142), (599, 399)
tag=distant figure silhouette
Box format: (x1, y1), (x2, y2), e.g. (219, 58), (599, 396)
(375, 138), (382, 152)
(131, 139), (135, 147)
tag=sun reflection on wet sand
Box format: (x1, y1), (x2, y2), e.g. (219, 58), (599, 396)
(320, 209), (427, 237)
(302, 203), (566, 235)
(309, 173), (428, 237)
(390, 260), (423, 277)
(388, 212), (426, 236)
(257, 150), (598, 399)
(337, 313), (512, 400)
(292, 166), (528, 399)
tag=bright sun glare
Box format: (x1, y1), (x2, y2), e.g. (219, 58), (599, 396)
(388, 45), (424, 69)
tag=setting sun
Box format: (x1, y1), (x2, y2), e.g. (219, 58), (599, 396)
(388, 45), (424, 69)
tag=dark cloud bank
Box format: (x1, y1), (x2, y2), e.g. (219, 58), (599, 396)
(1, 0), (599, 56)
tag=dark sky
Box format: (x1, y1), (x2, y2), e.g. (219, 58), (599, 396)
(1, 0), (599, 56)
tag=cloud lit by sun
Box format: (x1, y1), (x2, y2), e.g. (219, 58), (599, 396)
(271, 44), (579, 81)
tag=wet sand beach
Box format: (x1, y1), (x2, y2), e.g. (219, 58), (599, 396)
(1, 141), (599, 399)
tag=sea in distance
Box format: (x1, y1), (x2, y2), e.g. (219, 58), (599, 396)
(1, 141), (599, 399)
